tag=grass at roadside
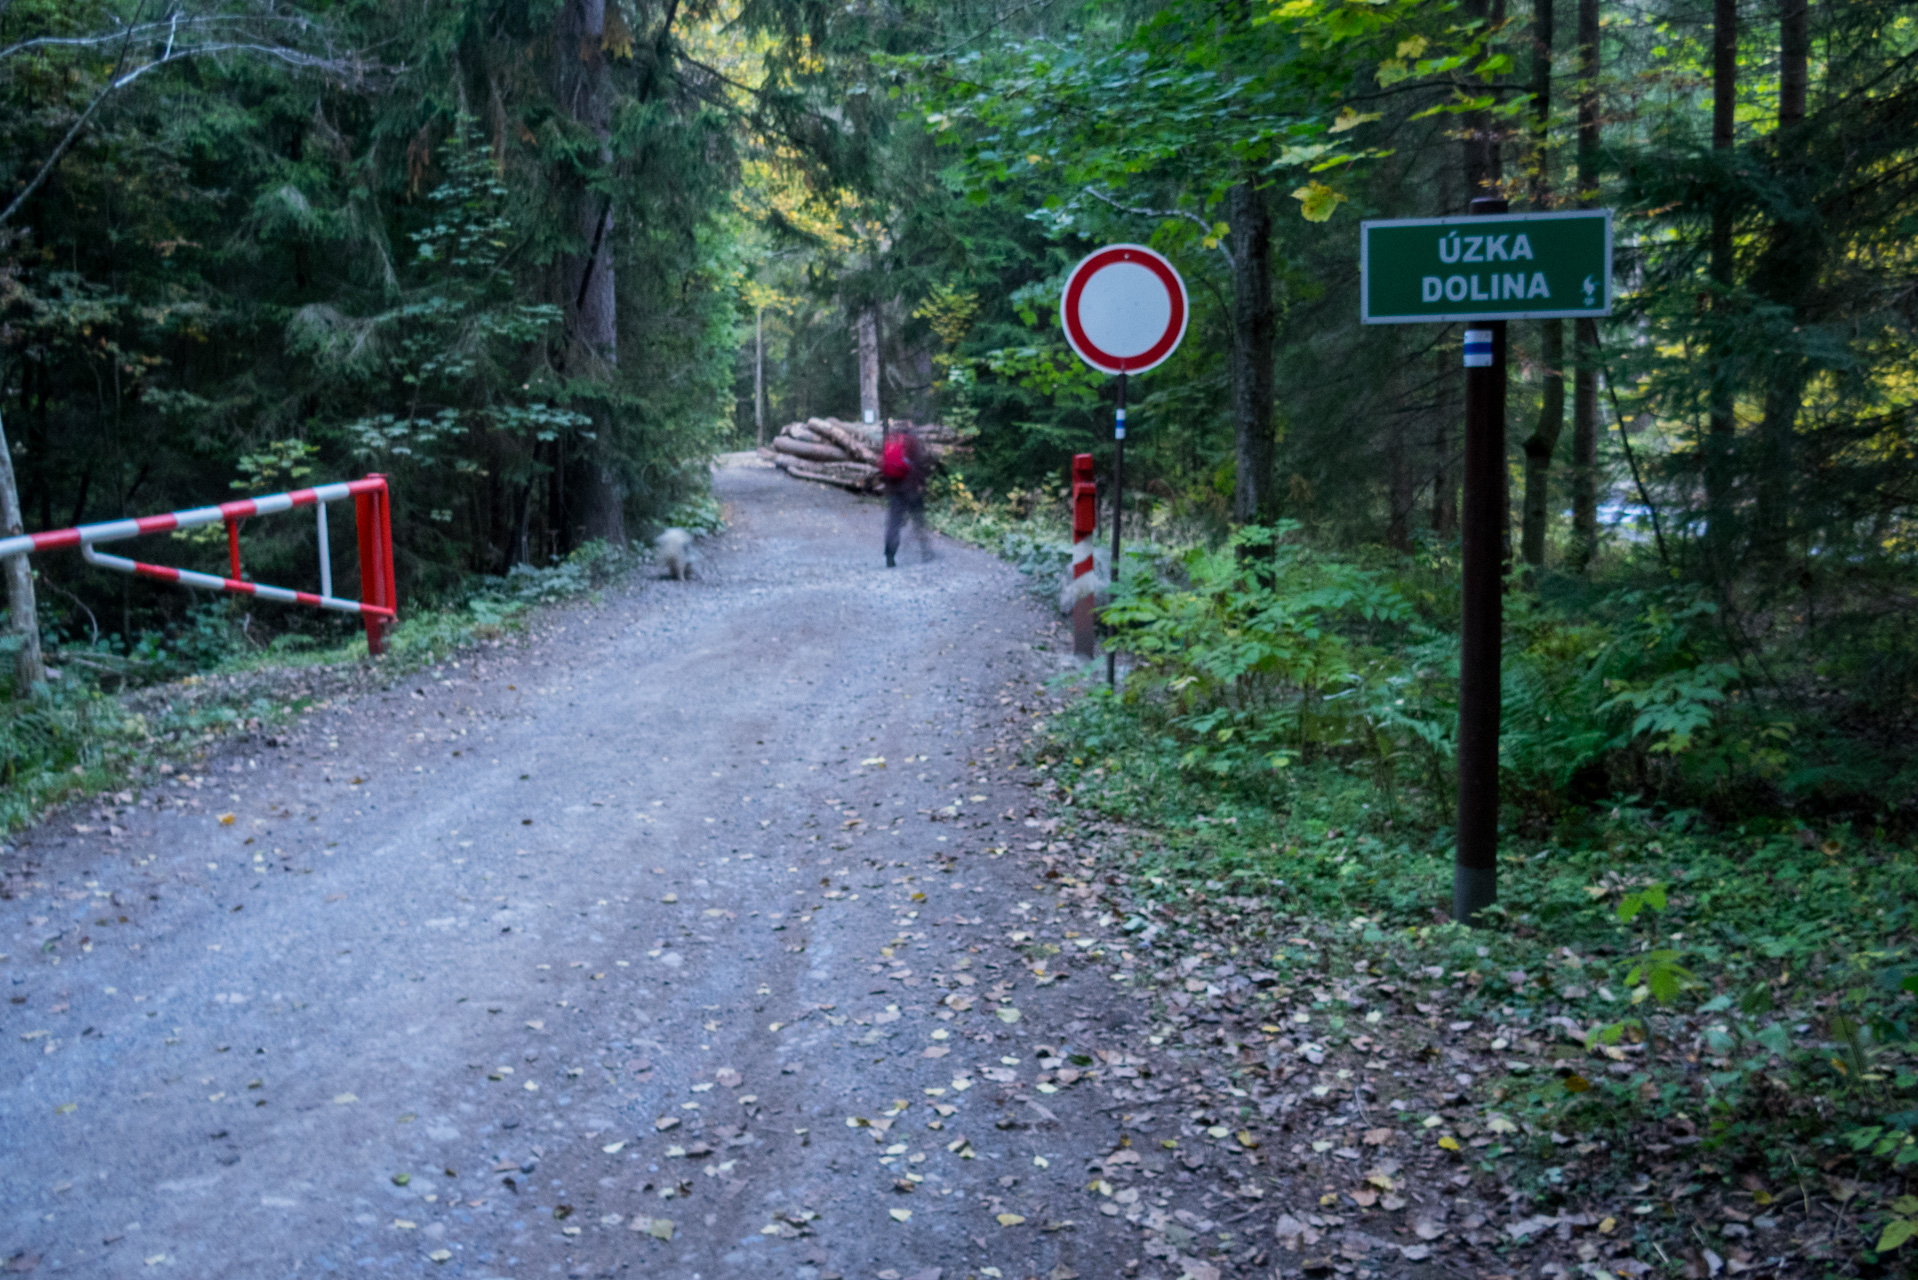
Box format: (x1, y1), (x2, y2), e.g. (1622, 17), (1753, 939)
(0, 500), (721, 838)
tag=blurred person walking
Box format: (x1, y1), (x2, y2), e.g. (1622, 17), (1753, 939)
(880, 425), (933, 567)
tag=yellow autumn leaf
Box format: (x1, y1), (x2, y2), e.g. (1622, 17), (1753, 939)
(1330, 109), (1382, 134)
(1290, 182), (1347, 223)
(890, 1208), (913, 1222)
(1397, 35), (1428, 58)
(218, 812), (236, 825)
(1437, 1136), (1462, 1152)
(997, 1213), (1027, 1227)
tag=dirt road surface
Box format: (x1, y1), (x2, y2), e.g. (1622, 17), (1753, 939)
(1, 459), (1184, 1279)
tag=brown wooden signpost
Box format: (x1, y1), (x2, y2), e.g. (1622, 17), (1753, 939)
(1361, 197), (1612, 924)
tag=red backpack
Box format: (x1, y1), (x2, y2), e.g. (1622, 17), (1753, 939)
(880, 432), (913, 481)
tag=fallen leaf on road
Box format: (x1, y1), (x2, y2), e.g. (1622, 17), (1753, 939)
(219, 813), (236, 825)
(996, 1007), (1022, 1024)
(629, 1216), (674, 1240)
(716, 1068), (742, 1088)
(655, 1116), (680, 1131)
(428, 1250), (452, 1263)
(602, 1141), (626, 1154)
(997, 1213), (1026, 1227)
(333, 1094), (358, 1105)
(890, 1208), (912, 1222)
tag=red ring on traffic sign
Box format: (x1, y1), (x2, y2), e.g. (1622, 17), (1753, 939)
(1060, 244), (1189, 375)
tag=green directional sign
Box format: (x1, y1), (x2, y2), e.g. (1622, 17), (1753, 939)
(1360, 209), (1612, 324)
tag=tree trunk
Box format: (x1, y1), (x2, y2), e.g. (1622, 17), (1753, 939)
(1569, 0), (1599, 567)
(1519, 0), (1562, 573)
(0, 405), (46, 694)
(1228, 180), (1277, 525)
(1705, 0), (1738, 562)
(1386, 410), (1414, 552)
(1779, 0), (1808, 128)
(1751, 0), (1810, 560)
(1433, 341), (1458, 537)
(857, 308), (880, 424)
(559, 0), (626, 548)
(1522, 321), (1565, 569)
(1460, 0), (1506, 200)
(754, 306), (766, 446)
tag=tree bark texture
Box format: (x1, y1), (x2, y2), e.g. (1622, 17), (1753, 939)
(857, 308), (880, 424)
(0, 405), (46, 694)
(1706, 0), (1738, 560)
(1461, 0), (1505, 201)
(1386, 409), (1414, 553)
(755, 307), (766, 447)
(558, 0), (627, 548)
(1433, 344), (1457, 537)
(1228, 180), (1277, 525)
(1520, 0), (1562, 572)
(1752, 0), (1812, 559)
(1569, 0), (1600, 566)
(1522, 320), (1565, 569)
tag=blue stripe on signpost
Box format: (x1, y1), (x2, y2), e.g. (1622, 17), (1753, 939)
(1463, 329), (1494, 367)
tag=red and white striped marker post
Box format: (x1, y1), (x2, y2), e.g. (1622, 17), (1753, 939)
(0, 474), (400, 655)
(1070, 452), (1098, 659)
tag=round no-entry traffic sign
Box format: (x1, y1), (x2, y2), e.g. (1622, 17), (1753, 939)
(1060, 244), (1188, 375)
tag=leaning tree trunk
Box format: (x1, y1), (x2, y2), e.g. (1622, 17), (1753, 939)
(1519, 0), (1563, 573)
(559, 0), (627, 548)
(1227, 179), (1277, 526)
(0, 405), (46, 694)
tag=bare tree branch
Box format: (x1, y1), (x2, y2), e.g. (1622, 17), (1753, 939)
(1080, 186), (1234, 271)
(0, 17), (374, 230)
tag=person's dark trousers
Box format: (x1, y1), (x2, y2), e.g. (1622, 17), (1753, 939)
(884, 489), (925, 566)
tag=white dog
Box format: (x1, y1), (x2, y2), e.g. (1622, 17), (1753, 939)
(655, 527), (696, 580)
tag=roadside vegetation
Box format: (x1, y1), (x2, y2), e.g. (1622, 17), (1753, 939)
(0, 494), (719, 836)
(931, 482), (1918, 1273)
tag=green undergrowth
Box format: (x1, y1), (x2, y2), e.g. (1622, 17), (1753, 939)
(984, 514), (1918, 1269)
(0, 518), (714, 837)
(1041, 690), (1918, 1270)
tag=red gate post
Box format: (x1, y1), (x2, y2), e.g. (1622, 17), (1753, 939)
(354, 474), (396, 656)
(1071, 453), (1098, 659)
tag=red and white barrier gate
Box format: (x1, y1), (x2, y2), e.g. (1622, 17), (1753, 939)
(0, 474), (399, 655)
(1070, 452), (1098, 659)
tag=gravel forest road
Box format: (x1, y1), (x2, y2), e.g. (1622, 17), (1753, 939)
(0, 457), (1174, 1280)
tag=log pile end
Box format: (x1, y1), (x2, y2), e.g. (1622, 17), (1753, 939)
(765, 417), (964, 493)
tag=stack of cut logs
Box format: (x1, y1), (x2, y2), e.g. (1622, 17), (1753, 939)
(760, 418), (962, 492)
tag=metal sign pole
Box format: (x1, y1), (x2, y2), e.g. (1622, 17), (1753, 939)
(1108, 371), (1126, 689)
(1453, 195), (1509, 925)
